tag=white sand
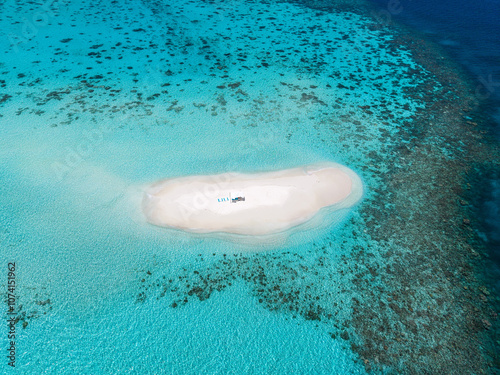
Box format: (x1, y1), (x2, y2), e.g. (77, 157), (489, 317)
(142, 163), (363, 236)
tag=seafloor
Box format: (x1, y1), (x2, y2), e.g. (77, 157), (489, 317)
(1, 0), (499, 373)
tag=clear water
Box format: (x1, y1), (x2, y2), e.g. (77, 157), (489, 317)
(1, 0), (499, 373)
(370, 0), (500, 287)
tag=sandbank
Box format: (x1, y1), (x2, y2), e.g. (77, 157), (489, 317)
(142, 163), (363, 236)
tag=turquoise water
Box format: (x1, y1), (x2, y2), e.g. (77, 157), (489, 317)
(1, 0), (499, 373)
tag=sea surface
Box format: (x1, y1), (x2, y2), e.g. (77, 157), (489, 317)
(1, 0), (499, 374)
(370, 0), (500, 277)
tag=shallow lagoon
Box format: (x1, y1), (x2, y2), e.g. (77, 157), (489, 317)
(1, 0), (499, 373)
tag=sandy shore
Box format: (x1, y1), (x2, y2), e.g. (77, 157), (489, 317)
(142, 163), (363, 236)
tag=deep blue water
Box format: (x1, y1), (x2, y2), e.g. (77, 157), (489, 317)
(369, 0), (500, 79)
(369, 0), (500, 280)
(369, 0), (500, 127)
